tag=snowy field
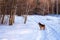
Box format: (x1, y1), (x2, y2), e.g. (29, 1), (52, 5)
(0, 15), (60, 40)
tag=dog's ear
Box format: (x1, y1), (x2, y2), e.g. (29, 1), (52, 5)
(38, 23), (41, 25)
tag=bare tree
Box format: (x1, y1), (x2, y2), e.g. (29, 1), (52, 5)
(1, 0), (6, 24)
(0, 0), (17, 25)
(24, 1), (29, 24)
(9, 0), (17, 25)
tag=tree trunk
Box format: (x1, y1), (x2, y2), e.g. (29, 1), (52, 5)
(9, 0), (17, 25)
(1, 15), (5, 24)
(9, 14), (13, 25)
(24, 15), (27, 24)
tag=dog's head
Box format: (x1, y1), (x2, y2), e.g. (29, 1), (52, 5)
(38, 23), (45, 26)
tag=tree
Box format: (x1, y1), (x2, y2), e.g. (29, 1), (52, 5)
(1, 0), (7, 24)
(0, 0), (17, 25)
(8, 0), (17, 25)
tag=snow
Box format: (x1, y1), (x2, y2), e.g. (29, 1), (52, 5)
(0, 15), (60, 40)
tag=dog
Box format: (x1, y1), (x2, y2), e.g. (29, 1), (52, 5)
(38, 23), (45, 30)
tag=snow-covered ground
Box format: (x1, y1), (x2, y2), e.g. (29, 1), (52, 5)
(0, 15), (60, 40)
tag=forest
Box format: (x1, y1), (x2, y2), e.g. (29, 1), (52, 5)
(0, 0), (60, 25)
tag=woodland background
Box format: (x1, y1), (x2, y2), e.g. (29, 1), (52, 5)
(0, 0), (60, 16)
